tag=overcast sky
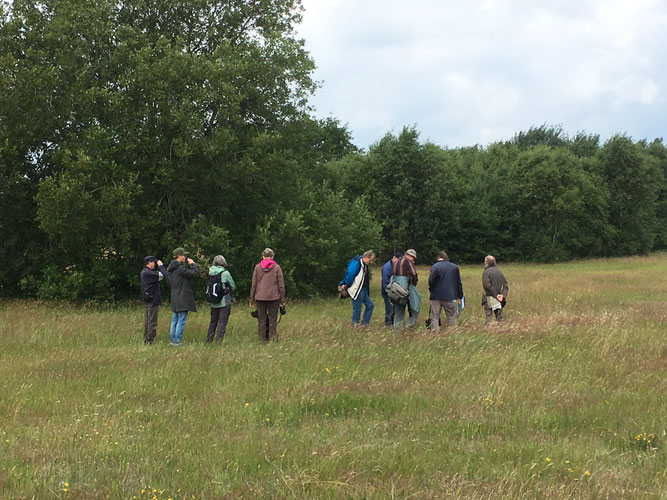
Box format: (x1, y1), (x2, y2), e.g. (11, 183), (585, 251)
(297, 0), (667, 149)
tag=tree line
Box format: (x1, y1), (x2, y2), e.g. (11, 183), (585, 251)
(332, 126), (667, 265)
(1, 0), (665, 301)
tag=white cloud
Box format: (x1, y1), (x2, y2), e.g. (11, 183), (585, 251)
(298, 0), (667, 147)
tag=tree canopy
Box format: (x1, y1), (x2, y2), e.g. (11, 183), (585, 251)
(1, 2), (665, 301)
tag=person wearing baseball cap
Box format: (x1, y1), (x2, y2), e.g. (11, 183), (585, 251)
(167, 247), (199, 346)
(391, 249), (420, 329)
(381, 252), (403, 326)
(140, 255), (166, 344)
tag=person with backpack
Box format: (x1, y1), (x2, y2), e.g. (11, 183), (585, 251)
(140, 256), (166, 344)
(167, 247), (199, 346)
(249, 248), (286, 342)
(205, 254), (236, 344)
(339, 250), (376, 328)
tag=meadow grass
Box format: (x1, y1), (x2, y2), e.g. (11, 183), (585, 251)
(1, 254), (666, 499)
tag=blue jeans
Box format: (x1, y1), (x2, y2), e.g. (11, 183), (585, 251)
(382, 291), (394, 326)
(170, 311), (189, 344)
(352, 288), (374, 325)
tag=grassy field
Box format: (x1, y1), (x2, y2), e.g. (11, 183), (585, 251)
(1, 254), (666, 499)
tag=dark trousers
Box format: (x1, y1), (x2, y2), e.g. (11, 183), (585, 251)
(144, 304), (159, 344)
(207, 305), (231, 343)
(484, 305), (504, 323)
(256, 300), (279, 342)
(382, 291), (394, 326)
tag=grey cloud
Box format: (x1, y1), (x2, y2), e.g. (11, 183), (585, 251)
(299, 0), (667, 147)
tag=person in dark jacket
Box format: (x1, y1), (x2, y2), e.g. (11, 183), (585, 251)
(381, 252), (402, 326)
(428, 251), (464, 330)
(249, 248), (286, 342)
(167, 247), (199, 346)
(140, 256), (166, 344)
(482, 255), (508, 324)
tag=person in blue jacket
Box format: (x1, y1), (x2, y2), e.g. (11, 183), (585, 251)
(340, 250), (376, 327)
(381, 252), (402, 326)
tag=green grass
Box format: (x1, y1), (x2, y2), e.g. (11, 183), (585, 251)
(1, 254), (666, 498)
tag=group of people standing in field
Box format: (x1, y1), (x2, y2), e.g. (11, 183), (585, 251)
(140, 247), (284, 346)
(339, 249), (508, 330)
(140, 246), (508, 345)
